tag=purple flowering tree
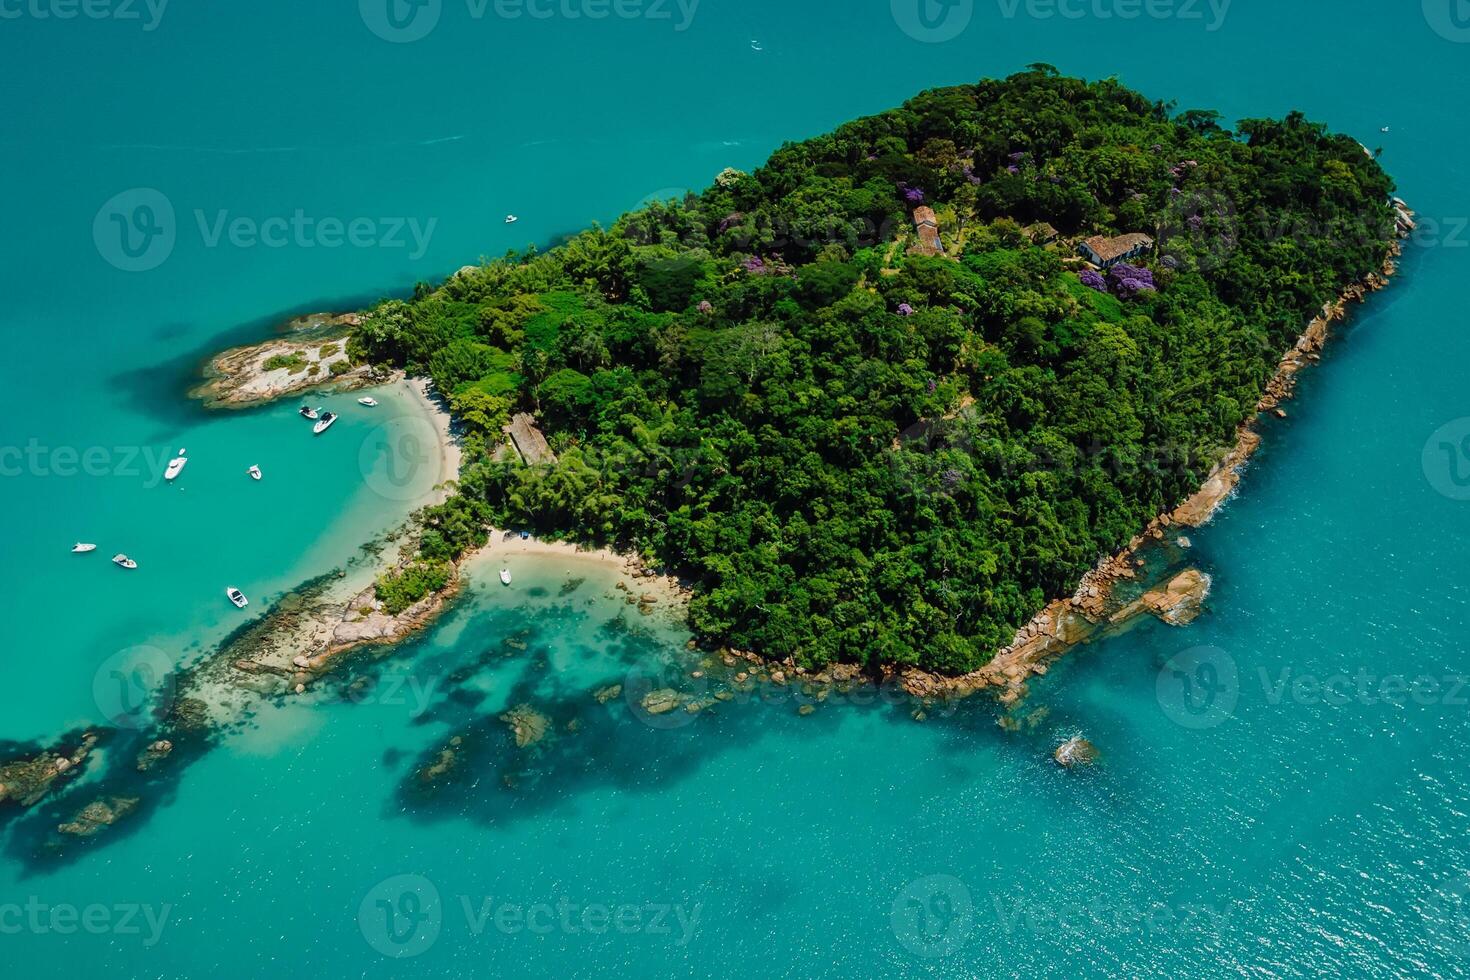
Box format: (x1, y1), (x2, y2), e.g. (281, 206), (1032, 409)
(897, 302), (915, 316)
(1107, 263), (1156, 298)
(1079, 269), (1107, 292)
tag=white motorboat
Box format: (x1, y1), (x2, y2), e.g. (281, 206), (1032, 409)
(247, 465), (262, 481)
(313, 411), (338, 435)
(505, 214), (519, 224)
(299, 405), (319, 420)
(164, 451), (188, 481)
(226, 587), (248, 609)
(499, 568), (512, 586)
(72, 543), (97, 553)
(112, 553), (138, 570)
(358, 397), (378, 407)
(750, 39), (763, 51)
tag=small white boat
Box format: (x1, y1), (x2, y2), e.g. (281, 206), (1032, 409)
(72, 543), (97, 553)
(1380, 126), (1390, 133)
(112, 553), (138, 570)
(358, 397), (378, 407)
(499, 568), (512, 586)
(164, 451), (188, 482)
(226, 587), (248, 609)
(247, 465), (262, 481)
(313, 412), (338, 435)
(750, 39), (763, 51)
(505, 214), (519, 224)
(299, 405), (319, 420)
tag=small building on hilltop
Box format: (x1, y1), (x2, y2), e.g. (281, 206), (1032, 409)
(909, 206), (943, 256)
(1023, 222), (1059, 245)
(1079, 232), (1154, 268)
(503, 413), (557, 466)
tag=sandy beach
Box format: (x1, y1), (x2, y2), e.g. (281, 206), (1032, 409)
(400, 375), (463, 506)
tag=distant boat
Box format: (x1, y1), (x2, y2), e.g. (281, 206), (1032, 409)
(1380, 126), (1390, 133)
(500, 568), (512, 586)
(247, 465), (262, 481)
(226, 587), (248, 609)
(299, 405), (319, 420)
(313, 412), (337, 435)
(750, 39), (763, 51)
(358, 397), (378, 407)
(505, 214), (519, 224)
(112, 553), (138, 570)
(72, 543), (97, 553)
(164, 451), (188, 482)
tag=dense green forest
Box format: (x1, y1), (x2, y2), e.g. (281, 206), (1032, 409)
(349, 68), (1397, 672)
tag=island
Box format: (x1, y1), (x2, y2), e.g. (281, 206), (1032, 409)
(1, 68), (1413, 859)
(333, 67), (1405, 685)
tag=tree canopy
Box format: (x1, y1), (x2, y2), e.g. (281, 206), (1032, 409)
(350, 70), (1397, 674)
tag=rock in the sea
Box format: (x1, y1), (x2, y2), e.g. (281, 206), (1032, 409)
(593, 684), (622, 704)
(57, 797), (139, 837)
(798, 705), (815, 716)
(640, 689), (682, 715)
(136, 740), (174, 772)
(1054, 736), (1098, 768)
(499, 704), (551, 748)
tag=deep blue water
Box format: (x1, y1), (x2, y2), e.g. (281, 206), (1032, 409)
(3, 1), (1470, 976)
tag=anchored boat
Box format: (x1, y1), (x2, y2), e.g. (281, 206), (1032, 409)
(164, 451), (188, 481)
(500, 568), (512, 586)
(226, 587), (248, 609)
(247, 465), (262, 481)
(358, 397), (378, 407)
(299, 405), (319, 420)
(112, 553), (138, 570)
(313, 411), (338, 435)
(72, 543), (97, 553)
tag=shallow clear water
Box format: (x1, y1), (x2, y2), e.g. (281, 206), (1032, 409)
(4, 1), (1470, 977)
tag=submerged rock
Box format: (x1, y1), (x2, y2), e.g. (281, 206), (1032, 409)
(1054, 737), (1098, 768)
(58, 796), (139, 837)
(593, 684), (623, 704)
(500, 704), (551, 748)
(136, 740), (174, 772)
(640, 689), (683, 715)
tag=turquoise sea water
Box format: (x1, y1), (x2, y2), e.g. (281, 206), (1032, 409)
(4, 1), (1470, 975)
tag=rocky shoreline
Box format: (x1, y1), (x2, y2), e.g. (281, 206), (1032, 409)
(190, 311), (390, 408)
(889, 227), (1410, 706)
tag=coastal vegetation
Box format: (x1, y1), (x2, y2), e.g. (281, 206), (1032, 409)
(348, 68), (1397, 674)
(263, 351), (309, 373)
